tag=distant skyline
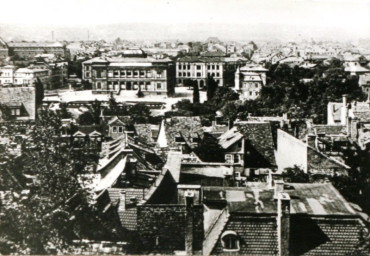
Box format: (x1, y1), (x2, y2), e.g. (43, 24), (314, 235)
(1, 0), (370, 42)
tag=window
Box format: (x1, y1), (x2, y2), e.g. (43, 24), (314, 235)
(127, 71), (132, 77)
(188, 72), (190, 77)
(197, 65), (201, 70)
(134, 71), (139, 77)
(157, 83), (162, 89)
(197, 72), (201, 77)
(175, 136), (185, 143)
(97, 82), (102, 89)
(86, 72), (90, 78)
(140, 70), (145, 76)
(118, 126), (123, 133)
(11, 108), (21, 116)
(112, 126), (117, 133)
(221, 231), (240, 251)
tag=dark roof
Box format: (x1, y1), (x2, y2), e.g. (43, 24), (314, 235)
(107, 188), (146, 231)
(312, 125), (346, 135)
(0, 87), (36, 120)
(164, 116), (204, 148)
(134, 124), (159, 144)
(290, 217), (364, 256)
(203, 182), (356, 216)
(177, 56), (225, 63)
(234, 121), (276, 167)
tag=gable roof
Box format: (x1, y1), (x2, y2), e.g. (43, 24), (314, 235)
(218, 127), (243, 149)
(234, 121), (276, 167)
(163, 151), (182, 183)
(162, 116), (204, 148)
(0, 87), (36, 120)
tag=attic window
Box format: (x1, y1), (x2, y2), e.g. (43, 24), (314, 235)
(221, 231), (240, 252)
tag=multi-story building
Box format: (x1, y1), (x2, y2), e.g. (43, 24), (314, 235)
(234, 64), (268, 100)
(7, 41), (68, 59)
(14, 68), (49, 87)
(82, 55), (175, 96)
(30, 61), (68, 89)
(176, 56), (225, 87)
(0, 65), (17, 85)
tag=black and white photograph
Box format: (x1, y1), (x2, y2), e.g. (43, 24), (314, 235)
(0, 0), (370, 255)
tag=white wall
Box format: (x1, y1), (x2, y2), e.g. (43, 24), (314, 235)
(276, 129), (307, 173)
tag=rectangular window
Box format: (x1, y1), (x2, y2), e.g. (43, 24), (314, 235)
(197, 72), (201, 77)
(157, 83), (162, 89)
(127, 71), (132, 77)
(140, 70), (145, 76)
(134, 71), (139, 77)
(197, 65), (201, 70)
(118, 126), (123, 133)
(112, 126), (117, 133)
(120, 71), (126, 77)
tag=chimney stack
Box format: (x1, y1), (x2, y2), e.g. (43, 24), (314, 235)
(277, 192), (290, 256)
(274, 180), (284, 199)
(118, 190), (126, 212)
(185, 192), (195, 255)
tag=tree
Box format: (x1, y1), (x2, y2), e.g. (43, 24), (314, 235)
(137, 87), (144, 98)
(281, 166), (310, 183)
(206, 74), (218, 101)
(35, 77), (44, 106)
(193, 83), (200, 104)
(0, 110), (98, 254)
(79, 111), (95, 125)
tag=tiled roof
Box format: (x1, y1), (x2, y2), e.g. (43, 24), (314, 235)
(203, 182), (356, 215)
(211, 216), (278, 255)
(164, 116), (204, 148)
(107, 188), (146, 231)
(312, 125), (346, 135)
(234, 121), (276, 167)
(290, 217), (363, 256)
(0, 87), (36, 120)
(134, 124), (159, 144)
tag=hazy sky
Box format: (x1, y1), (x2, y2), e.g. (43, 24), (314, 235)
(1, 0), (370, 41)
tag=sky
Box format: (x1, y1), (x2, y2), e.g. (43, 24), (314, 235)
(1, 0), (370, 41)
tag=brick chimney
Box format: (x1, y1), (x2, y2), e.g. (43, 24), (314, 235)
(185, 192), (194, 255)
(118, 190), (126, 212)
(277, 192), (290, 256)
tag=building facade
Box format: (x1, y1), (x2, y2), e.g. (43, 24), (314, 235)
(7, 41), (67, 59)
(82, 56), (176, 96)
(176, 56), (225, 87)
(234, 65), (268, 100)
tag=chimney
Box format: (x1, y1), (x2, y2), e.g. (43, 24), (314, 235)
(274, 180), (284, 198)
(118, 190), (126, 212)
(343, 94), (348, 106)
(277, 192), (290, 256)
(185, 192), (194, 256)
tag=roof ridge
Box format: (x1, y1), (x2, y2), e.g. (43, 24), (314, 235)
(203, 208), (230, 256)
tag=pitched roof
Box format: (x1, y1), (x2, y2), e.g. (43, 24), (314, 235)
(218, 127), (243, 149)
(203, 182), (356, 216)
(163, 151), (182, 183)
(234, 121), (276, 167)
(181, 163), (232, 178)
(163, 116), (204, 148)
(107, 188), (146, 231)
(0, 87), (36, 120)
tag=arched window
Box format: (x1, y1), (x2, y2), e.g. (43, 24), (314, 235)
(221, 231), (240, 251)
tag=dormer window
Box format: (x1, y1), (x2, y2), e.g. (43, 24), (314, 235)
(221, 231), (240, 251)
(175, 136), (185, 143)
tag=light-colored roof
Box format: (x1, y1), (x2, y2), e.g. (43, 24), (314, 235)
(163, 151), (182, 183)
(95, 155), (127, 192)
(218, 127), (243, 149)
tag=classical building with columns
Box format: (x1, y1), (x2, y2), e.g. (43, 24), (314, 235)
(82, 55), (176, 96)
